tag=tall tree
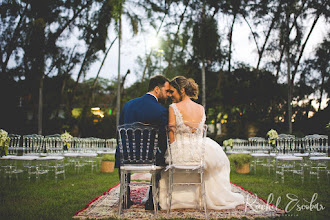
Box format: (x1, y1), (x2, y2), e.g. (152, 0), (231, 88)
(305, 34), (330, 111)
(192, 7), (219, 108)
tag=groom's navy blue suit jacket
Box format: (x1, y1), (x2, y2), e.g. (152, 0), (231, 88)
(115, 94), (168, 168)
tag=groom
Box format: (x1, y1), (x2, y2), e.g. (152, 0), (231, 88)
(115, 75), (170, 210)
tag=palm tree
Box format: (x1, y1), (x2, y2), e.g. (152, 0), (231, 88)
(192, 7), (219, 108)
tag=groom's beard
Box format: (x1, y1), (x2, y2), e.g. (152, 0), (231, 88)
(158, 92), (167, 104)
(158, 97), (167, 104)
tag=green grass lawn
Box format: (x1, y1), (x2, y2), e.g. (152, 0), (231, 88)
(0, 157), (329, 220)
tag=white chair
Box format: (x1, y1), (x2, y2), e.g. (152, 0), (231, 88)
(78, 152), (98, 172)
(251, 153), (271, 174)
(13, 155), (48, 181)
(22, 134), (44, 156)
(117, 122), (164, 217)
(44, 156), (65, 182)
(8, 134), (21, 155)
(308, 156), (329, 181)
(304, 134), (328, 155)
(275, 155), (304, 183)
(63, 152), (85, 173)
(248, 137), (267, 153)
(166, 124), (208, 219)
(0, 156), (24, 181)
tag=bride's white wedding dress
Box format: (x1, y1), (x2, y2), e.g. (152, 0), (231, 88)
(158, 103), (244, 210)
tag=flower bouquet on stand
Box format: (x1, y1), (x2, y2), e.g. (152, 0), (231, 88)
(0, 129), (10, 157)
(223, 138), (234, 152)
(267, 129), (278, 154)
(61, 131), (73, 151)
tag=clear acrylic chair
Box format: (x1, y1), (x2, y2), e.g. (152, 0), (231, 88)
(23, 134), (45, 156)
(117, 122), (164, 217)
(0, 156), (24, 181)
(8, 134), (21, 155)
(1, 134), (23, 179)
(44, 155), (65, 182)
(166, 124), (208, 219)
(308, 156), (329, 181)
(275, 155), (304, 183)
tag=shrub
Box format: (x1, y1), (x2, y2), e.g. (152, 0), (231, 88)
(229, 153), (252, 168)
(101, 154), (115, 161)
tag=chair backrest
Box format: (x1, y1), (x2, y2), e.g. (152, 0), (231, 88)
(105, 138), (117, 152)
(167, 124), (207, 166)
(117, 122), (161, 165)
(22, 134), (44, 154)
(8, 134), (21, 155)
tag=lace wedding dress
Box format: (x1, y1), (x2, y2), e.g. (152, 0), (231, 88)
(158, 103), (245, 210)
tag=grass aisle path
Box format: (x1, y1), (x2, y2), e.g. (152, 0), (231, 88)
(0, 161), (329, 219)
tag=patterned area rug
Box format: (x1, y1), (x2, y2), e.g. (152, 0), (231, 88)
(74, 173), (285, 219)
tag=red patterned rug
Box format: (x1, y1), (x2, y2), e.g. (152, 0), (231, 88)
(74, 174), (285, 219)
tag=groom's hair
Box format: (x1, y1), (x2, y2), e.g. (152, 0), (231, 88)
(148, 75), (169, 91)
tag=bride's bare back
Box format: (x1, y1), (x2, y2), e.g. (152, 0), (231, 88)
(169, 99), (204, 143)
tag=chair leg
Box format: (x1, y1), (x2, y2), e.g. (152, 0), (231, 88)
(200, 171), (208, 219)
(167, 169), (173, 217)
(118, 170), (125, 216)
(152, 173), (158, 217)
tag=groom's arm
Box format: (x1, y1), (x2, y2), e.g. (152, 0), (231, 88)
(156, 107), (168, 166)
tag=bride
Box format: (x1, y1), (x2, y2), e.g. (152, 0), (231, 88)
(158, 76), (244, 210)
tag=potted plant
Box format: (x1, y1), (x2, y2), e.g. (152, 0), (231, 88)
(229, 153), (252, 174)
(100, 154), (115, 173)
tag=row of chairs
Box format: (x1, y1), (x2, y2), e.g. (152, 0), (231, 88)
(230, 134), (328, 154)
(1, 134), (117, 182)
(250, 153), (329, 183)
(8, 134), (117, 155)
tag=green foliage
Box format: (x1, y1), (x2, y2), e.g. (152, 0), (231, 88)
(101, 154), (115, 161)
(229, 153), (252, 168)
(192, 15), (219, 61)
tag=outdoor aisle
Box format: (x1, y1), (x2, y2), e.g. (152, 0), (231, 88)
(73, 173), (285, 219)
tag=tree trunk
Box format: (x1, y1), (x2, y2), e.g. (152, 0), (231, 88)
(256, 1), (282, 70)
(291, 14), (320, 83)
(318, 72), (325, 112)
(2, 3), (28, 74)
(116, 14), (122, 127)
(228, 13), (236, 73)
(275, 0), (307, 79)
(47, 1), (92, 47)
(201, 60), (206, 108)
(92, 37), (117, 89)
(275, 45), (285, 80)
(286, 21), (292, 134)
(166, 2), (189, 76)
(243, 15), (260, 56)
(38, 76), (43, 135)
(80, 37), (117, 124)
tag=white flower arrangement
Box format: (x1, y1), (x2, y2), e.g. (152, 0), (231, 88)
(267, 129), (278, 146)
(61, 131), (73, 144)
(0, 129), (8, 142)
(223, 138), (234, 148)
(0, 129), (10, 157)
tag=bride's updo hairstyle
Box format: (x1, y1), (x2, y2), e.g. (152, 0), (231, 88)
(170, 76), (199, 99)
